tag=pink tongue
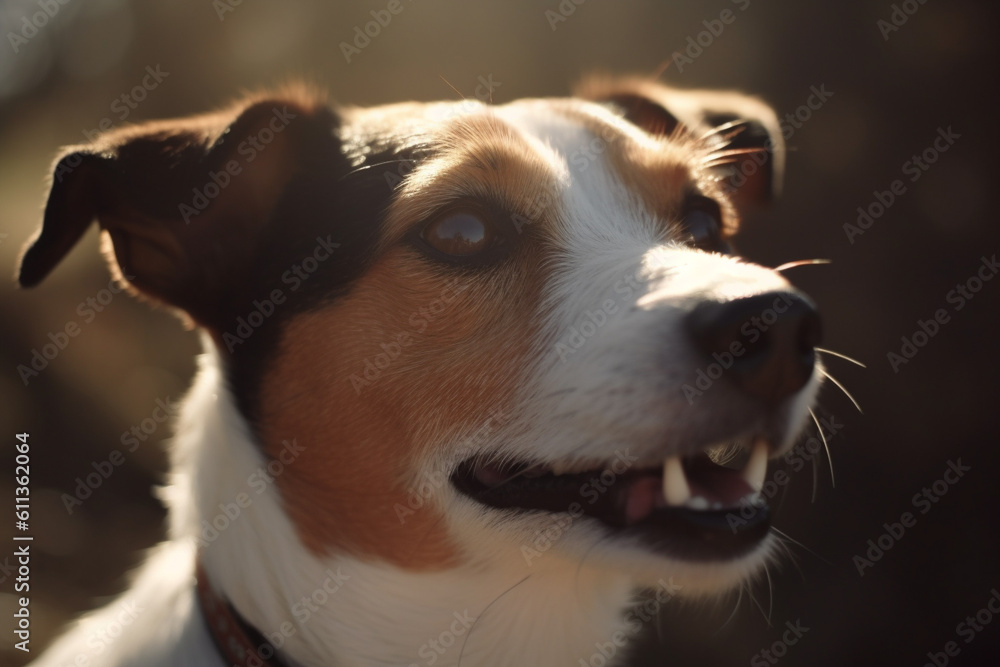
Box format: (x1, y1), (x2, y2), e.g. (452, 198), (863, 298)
(687, 467), (755, 506)
(625, 476), (661, 524)
(624, 465), (756, 524)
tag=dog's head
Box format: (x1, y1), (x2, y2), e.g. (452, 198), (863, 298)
(19, 77), (820, 594)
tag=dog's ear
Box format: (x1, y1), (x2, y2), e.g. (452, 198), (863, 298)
(17, 88), (339, 327)
(576, 76), (785, 209)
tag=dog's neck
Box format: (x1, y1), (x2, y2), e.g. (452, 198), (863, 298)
(172, 345), (639, 667)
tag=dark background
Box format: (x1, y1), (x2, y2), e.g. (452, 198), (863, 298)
(1, 1), (998, 665)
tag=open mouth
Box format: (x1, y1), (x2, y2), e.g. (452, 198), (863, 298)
(451, 438), (774, 561)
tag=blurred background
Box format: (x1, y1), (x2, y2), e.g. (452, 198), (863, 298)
(1, 0), (998, 665)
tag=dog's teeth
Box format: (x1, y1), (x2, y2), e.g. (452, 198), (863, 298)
(662, 456), (690, 506)
(742, 438), (769, 493)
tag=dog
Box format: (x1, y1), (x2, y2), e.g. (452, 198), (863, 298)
(19, 75), (822, 667)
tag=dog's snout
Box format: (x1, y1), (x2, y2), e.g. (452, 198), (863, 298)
(685, 291), (822, 406)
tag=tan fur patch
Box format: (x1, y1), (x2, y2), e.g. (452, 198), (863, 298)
(380, 113), (567, 248)
(552, 101), (740, 235)
(257, 112), (557, 568)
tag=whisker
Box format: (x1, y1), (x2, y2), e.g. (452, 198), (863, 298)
(457, 575), (531, 667)
(699, 119), (751, 142)
(574, 533), (613, 599)
(439, 74), (467, 100)
(654, 592), (665, 645)
(774, 259), (831, 272)
(701, 156), (743, 168)
(763, 563), (774, 624)
(340, 158), (416, 180)
(771, 526), (836, 567)
(819, 368), (863, 414)
(816, 347), (866, 368)
(808, 408), (835, 489)
(701, 146), (767, 165)
(714, 587), (744, 633)
(810, 447), (818, 503)
(770, 532), (806, 581)
(650, 60), (673, 81)
(746, 581), (770, 626)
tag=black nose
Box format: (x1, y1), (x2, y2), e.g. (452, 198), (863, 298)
(684, 292), (822, 406)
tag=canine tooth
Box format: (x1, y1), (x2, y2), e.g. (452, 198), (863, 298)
(662, 456), (690, 506)
(742, 438), (769, 493)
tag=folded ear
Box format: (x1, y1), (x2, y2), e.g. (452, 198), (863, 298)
(576, 76), (785, 209)
(17, 87), (340, 328)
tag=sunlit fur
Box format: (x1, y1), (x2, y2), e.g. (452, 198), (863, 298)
(31, 90), (821, 667)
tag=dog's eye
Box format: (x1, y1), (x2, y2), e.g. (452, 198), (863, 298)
(680, 196), (727, 253)
(420, 209), (496, 258)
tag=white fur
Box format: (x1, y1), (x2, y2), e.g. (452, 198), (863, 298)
(431, 101), (821, 594)
(33, 100), (820, 667)
(31, 347), (640, 667)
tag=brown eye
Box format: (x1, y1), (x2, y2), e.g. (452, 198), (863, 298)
(681, 196), (727, 253)
(422, 210), (493, 257)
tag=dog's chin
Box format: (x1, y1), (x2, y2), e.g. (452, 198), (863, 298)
(451, 496), (779, 596)
(555, 525), (780, 596)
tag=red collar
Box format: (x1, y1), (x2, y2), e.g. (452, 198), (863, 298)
(196, 560), (290, 667)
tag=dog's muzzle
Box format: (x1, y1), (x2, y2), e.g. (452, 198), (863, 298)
(452, 289), (822, 562)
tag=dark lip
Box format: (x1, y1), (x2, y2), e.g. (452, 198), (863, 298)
(450, 453), (772, 562)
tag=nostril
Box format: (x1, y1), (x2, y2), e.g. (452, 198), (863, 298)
(684, 291), (822, 405)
